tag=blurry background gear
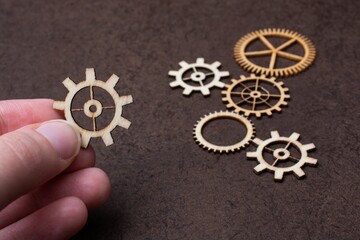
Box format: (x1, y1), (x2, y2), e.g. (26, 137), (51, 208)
(168, 58), (229, 96)
(53, 68), (133, 148)
(234, 28), (316, 77)
(222, 74), (290, 118)
(193, 110), (255, 153)
(247, 131), (317, 181)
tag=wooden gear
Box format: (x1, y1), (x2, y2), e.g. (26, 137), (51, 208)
(168, 58), (229, 96)
(53, 68), (133, 148)
(222, 74), (290, 118)
(247, 131), (317, 181)
(193, 111), (255, 153)
(234, 28), (316, 77)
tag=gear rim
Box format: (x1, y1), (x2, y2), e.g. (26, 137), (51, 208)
(53, 68), (133, 148)
(193, 111), (255, 153)
(168, 58), (229, 96)
(222, 74), (290, 118)
(234, 28), (316, 77)
(247, 131), (317, 181)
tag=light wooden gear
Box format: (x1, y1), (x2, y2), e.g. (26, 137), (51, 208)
(247, 131), (317, 181)
(193, 111), (255, 153)
(221, 74), (290, 118)
(234, 28), (316, 77)
(53, 68), (133, 148)
(168, 58), (229, 96)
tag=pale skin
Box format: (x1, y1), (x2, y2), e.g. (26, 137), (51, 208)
(0, 99), (111, 239)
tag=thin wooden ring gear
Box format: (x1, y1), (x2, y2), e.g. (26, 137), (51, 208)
(193, 111), (255, 153)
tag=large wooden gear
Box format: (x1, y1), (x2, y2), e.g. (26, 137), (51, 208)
(53, 68), (133, 148)
(234, 28), (316, 77)
(221, 74), (290, 118)
(247, 131), (317, 181)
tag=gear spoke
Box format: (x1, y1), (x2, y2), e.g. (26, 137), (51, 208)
(247, 131), (317, 181)
(71, 108), (84, 112)
(235, 96), (251, 105)
(53, 68), (133, 148)
(259, 35), (275, 50)
(234, 29), (316, 77)
(192, 66), (198, 73)
(222, 75), (290, 117)
(277, 51), (303, 61)
(92, 116), (96, 132)
(276, 38), (297, 51)
(245, 49), (273, 57)
(269, 52), (277, 69)
(103, 106), (116, 110)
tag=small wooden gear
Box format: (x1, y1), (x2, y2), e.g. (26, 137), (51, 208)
(247, 131), (317, 181)
(234, 28), (316, 77)
(53, 68), (133, 148)
(222, 74), (290, 118)
(193, 111), (255, 153)
(168, 58), (229, 96)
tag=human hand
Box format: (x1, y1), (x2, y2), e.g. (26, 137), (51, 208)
(0, 99), (111, 239)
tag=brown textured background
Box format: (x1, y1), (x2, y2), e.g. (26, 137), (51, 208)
(0, 0), (359, 239)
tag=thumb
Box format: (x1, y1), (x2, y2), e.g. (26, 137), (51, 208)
(0, 120), (81, 209)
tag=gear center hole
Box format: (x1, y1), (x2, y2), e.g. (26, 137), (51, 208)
(90, 104), (97, 113)
(202, 117), (248, 146)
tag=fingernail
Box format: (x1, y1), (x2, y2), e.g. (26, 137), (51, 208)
(36, 120), (81, 160)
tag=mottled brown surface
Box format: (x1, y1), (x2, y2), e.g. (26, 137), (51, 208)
(0, 0), (359, 239)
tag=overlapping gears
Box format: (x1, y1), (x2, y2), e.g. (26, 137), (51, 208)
(54, 68), (133, 148)
(168, 28), (318, 182)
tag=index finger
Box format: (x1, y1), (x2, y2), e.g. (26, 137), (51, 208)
(0, 99), (64, 134)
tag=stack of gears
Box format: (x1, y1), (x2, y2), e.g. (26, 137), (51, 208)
(168, 28), (318, 182)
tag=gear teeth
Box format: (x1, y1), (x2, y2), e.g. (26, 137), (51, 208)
(168, 70), (178, 76)
(254, 164), (267, 173)
(107, 74), (119, 88)
(248, 131), (317, 181)
(303, 143), (316, 151)
(252, 138), (263, 146)
(183, 88), (192, 95)
(169, 58), (229, 96)
(193, 111), (255, 154)
(54, 69), (133, 148)
(221, 74), (290, 118)
(63, 77), (76, 90)
(179, 61), (189, 68)
(86, 68), (96, 82)
(169, 81), (180, 87)
(289, 132), (300, 141)
(102, 133), (114, 146)
(212, 61), (221, 68)
(271, 131), (280, 138)
(234, 28), (316, 77)
(196, 58), (205, 64)
(53, 101), (65, 110)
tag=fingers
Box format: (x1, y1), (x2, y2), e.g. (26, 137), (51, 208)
(0, 99), (63, 135)
(0, 168), (110, 228)
(0, 120), (81, 209)
(0, 197), (87, 240)
(63, 146), (96, 174)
